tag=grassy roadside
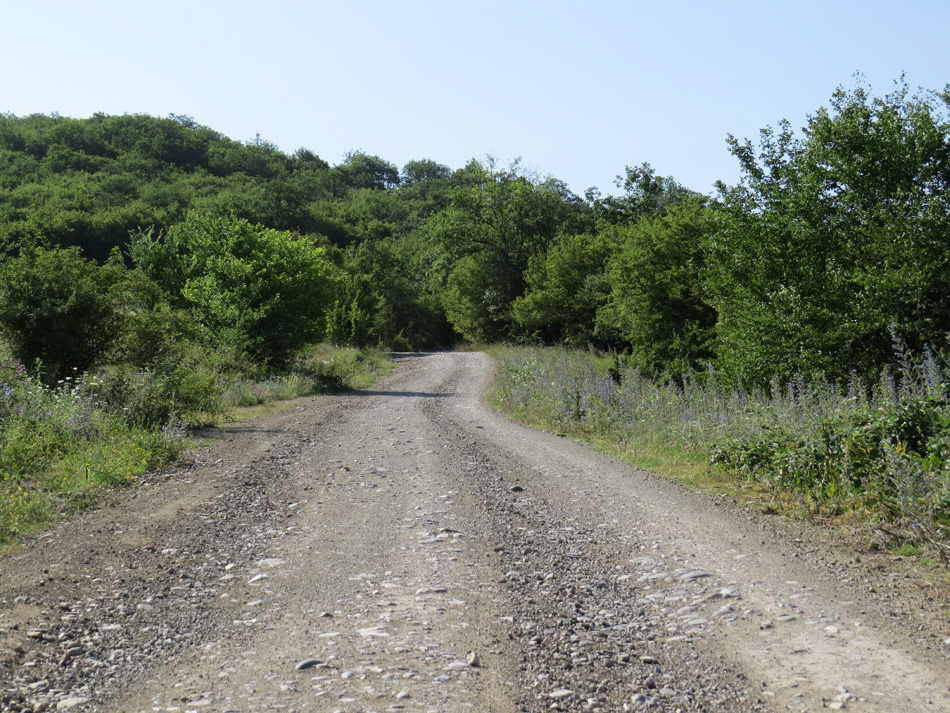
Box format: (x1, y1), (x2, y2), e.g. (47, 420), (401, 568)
(484, 345), (950, 568)
(484, 346), (772, 503)
(221, 345), (395, 422)
(0, 345), (395, 550)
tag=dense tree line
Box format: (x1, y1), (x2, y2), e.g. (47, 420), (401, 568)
(0, 77), (948, 386)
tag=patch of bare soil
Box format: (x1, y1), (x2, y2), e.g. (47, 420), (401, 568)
(2, 352), (949, 712)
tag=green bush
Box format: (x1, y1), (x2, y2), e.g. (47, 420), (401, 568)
(130, 213), (341, 365)
(0, 246), (127, 381)
(108, 270), (201, 368)
(89, 354), (224, 428)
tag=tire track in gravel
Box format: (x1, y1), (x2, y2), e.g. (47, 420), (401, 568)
(3, 351), (950, 713)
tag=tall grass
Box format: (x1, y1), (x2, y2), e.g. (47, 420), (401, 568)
(489, 340), (950, 560)
(0, 358), (186, 545)
(219, 344), (393, 409)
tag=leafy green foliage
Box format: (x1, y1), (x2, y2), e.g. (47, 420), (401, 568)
(343, 238), (453, 349)
(0, 246), (127, 380)
(397, 159), (454, 232)
(0, 366), (187, 545)
(108, 270), (202, 368)
(710, 394), (950, 505)
(4, 83), (950, 553)
(130, 214), (340, 364)
(420, 158), (587, 342)
(597, 199), (717, 376)
(330, 151), (400, 193)
(295, 344), (394, 393)
(0, 112), (334, 261)
(325, 271), (378, 348)
(711, 78), (950, 384)
(3, 79), (947, 385)
(90, 349), (227, 427)
(513, 232), (616, 347)
(493, 343), (950, 560)
(587, 162), (698, 225)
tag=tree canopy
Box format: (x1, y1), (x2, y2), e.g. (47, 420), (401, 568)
(1, 79), (948, 386)
(710, 79), (950, 383)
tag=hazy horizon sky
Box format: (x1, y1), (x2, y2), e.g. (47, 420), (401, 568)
(3, 0), (947, 196)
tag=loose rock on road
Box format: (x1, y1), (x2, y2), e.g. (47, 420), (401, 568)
(2, 352), (950, 712)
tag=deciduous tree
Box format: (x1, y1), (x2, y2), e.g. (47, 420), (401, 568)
(711, 78), (950, 383)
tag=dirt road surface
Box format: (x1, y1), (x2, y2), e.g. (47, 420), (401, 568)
(2, 352), (950, 712)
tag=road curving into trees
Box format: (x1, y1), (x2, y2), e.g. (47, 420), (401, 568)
(1, 352), (949, 712)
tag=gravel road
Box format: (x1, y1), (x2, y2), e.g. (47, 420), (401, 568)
(2, 351), (950, 712)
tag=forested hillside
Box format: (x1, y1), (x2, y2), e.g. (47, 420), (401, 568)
(2, 79), (948, 387)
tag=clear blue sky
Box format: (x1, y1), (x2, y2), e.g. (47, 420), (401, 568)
(2, 0), (947, 196)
